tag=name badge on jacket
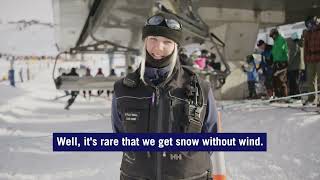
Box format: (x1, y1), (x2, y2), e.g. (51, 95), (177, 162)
(124, 112), (140, 121)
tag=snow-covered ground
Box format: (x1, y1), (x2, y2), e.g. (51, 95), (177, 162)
(0, 62), (121, 180)
(0, 61), (319, 180)
(221, 101), (320, 180)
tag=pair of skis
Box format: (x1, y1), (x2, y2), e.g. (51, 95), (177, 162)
(220, 90), (320, 110)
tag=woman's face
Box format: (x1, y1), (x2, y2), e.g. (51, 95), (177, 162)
(146, 36), (175, 60)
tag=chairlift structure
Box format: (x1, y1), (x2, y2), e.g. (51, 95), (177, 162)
(52, 0), (231, 91)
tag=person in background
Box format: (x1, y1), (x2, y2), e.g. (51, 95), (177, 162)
(242, 55), (258, 99)
(96, 68), (105, 96)
(303, 16), (320, 106)
(194, 49), (209, 70)
(257, 40), (274, 98)
(207, 53), (221, 71)
(270, 28), (289, 98)
(179, 48), (192, 66)
(287, 32), (305, 98)
(109, 68), (116, 76)
(19, 67), (23, 83)
(83, 68), (92, 99)
(106, 90), (111, 99)
(65, 68), (79, 110)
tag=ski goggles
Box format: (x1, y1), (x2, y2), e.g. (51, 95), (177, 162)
(145, 15), (182, 30)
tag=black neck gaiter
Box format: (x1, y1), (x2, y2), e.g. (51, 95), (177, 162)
(145, 51), (173, 68)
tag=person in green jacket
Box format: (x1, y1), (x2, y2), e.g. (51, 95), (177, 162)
(270, 28), (289, 98)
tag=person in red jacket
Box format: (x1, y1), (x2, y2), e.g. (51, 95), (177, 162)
(303, 16), (320, 106)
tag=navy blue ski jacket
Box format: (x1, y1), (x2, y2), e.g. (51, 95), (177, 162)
(111, 66), (218, 134)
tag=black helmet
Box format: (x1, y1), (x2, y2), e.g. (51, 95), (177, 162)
(257, 40), (265, 47)
(269, 28), (279, 38)
(246, 55), (254, 63)
(305, 16), (319, 30)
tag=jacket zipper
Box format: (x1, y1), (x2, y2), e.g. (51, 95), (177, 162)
(151, 70), (178, 180)
(154, 86), (162, 180)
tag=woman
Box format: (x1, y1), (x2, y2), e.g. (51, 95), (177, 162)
(111, 12), (218, 180)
